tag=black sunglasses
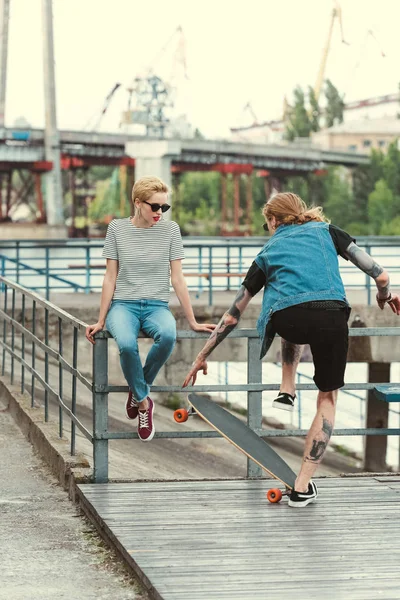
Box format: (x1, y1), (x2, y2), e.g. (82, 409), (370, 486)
(142, 200), (171, 213)
(263, 223), (269, 231)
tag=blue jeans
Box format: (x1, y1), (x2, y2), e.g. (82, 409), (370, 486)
(106, 300), (177, 402)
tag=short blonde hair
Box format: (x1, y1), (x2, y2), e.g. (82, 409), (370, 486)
(262, 192), (328, 226)
(131, 176), (168, 206)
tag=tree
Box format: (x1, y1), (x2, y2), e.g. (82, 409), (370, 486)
(368, 179), (397, 234)
(308, 86), (321, 133)
(284, 86), (312, 140)
(193, 127), (205, 140)
(322, 167), (354, 228)
(352, 149), (384, 219)
(382, 140), (400, 197)
(324, 80), (345, 128)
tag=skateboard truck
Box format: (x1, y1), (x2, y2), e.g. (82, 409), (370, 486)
(173, 406), (197, 423)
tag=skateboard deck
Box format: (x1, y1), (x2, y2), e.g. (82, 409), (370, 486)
(184, 393), (296, 490)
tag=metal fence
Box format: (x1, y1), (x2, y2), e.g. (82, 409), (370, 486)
(0, 276), (400, 483)
(1, 236), (400, 304)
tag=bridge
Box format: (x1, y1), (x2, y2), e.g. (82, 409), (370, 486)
(0, 127), (368, 230)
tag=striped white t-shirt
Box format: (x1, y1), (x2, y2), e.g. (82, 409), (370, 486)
(102, 218), (185, 302)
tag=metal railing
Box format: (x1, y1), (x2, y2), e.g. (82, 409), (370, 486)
(2, 236), (400, 304)
(0, 277), (92, 455)
(0, 277), (400, 483)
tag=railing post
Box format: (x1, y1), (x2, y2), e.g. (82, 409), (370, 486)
(92, 333), (109, 483)
(208, 246), (213, 306)
(85, 246), (90, 294)
(198, 246), (203, 296)
(365, 244), (371, 305)
(45, 247), (50, 300)
(247, 336), (263, 478)
(1, 256), (5, 291)
(16, 242), (20, 284)
(227, 245), (231, 291)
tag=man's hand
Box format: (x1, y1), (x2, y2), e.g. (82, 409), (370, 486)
(376, 293), (400, 315)
(182, 357), (208, 387)
(85, 321), (105, 345)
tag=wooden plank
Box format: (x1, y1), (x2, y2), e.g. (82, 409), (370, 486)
(77, 477), (400, 600)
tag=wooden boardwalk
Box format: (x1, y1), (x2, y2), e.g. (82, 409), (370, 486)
(77, 476), (400, 600)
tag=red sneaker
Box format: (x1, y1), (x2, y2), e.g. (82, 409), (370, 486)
(137, 397), (155, 442)
(125, 390), (139, 420)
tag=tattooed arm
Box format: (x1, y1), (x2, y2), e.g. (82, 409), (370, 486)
(344, 242), (390, 296)
(344, 242), (400, 314)
(182, 286), (253, 387)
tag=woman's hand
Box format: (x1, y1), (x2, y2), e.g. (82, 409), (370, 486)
(85, 321), (105, 345)
(182, 356), (208, 387)
(189, 321), (216, 333)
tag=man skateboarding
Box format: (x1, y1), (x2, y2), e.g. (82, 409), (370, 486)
(183, 192), (400, 507)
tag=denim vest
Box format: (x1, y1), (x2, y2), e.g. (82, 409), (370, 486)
(255, 221), (348, 358)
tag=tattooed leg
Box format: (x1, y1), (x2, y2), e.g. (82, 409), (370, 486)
(280, 340), (304, 396)
(294, 389), (337, 492)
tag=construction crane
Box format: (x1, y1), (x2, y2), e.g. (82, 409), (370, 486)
(84, 83), (122, 131)
(122, 26), (188, 137)
(314, 1), (349, 102)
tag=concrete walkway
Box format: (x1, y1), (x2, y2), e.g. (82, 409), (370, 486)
(0, 402), (148, 600)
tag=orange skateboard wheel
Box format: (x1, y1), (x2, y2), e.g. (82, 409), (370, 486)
(266, 488), (282, 503)
(174, 408), (189, 423)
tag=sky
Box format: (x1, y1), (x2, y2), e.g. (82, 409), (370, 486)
(5, 0), (400, 138)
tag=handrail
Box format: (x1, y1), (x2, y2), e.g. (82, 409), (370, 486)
(0, 276), (399, 484)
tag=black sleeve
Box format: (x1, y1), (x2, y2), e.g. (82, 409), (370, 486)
(329, 224), (356, 260)
(242, 261), (266, 296)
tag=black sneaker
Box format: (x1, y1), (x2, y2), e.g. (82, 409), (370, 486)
(288, 481), (318, 508)
(272, 392), (296, 412)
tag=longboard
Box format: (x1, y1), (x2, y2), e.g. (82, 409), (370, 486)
(174, 393), (296, 501)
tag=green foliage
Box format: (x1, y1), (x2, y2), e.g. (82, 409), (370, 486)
(352, 150), (385, 224)
(382, 140), (400, 196)
(90, 166), (115, 182)
(286, 176), (310, 203)
(380, 216), (400, 235)
(323, 167), (354, 228)
(88, 168), (130, 222)
(345, 221), (372, 236)
(285, 86), (312, 140)
(368, 179), (397, 234)
(324, 80), (345, 128)
(308, 86), (321, 133)
(164, 393), (182, 411)
(193, 127), (205, 140)
(174, 172), (221, 235)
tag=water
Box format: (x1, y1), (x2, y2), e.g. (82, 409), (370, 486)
(3, 239), (400, 295)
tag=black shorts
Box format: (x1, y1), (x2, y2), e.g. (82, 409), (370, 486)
(271, 303), (350, 392)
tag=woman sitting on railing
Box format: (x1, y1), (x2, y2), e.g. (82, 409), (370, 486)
(183, 192), (400, 507)
(86, 176), (215, 442)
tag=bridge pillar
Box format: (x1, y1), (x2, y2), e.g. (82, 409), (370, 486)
(246, 175), (253, 233)
(126, 139), (182, 218)
(221, 173), (227, 234)
(42, 0), (64, 225)
(233, 174), (240, 235)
